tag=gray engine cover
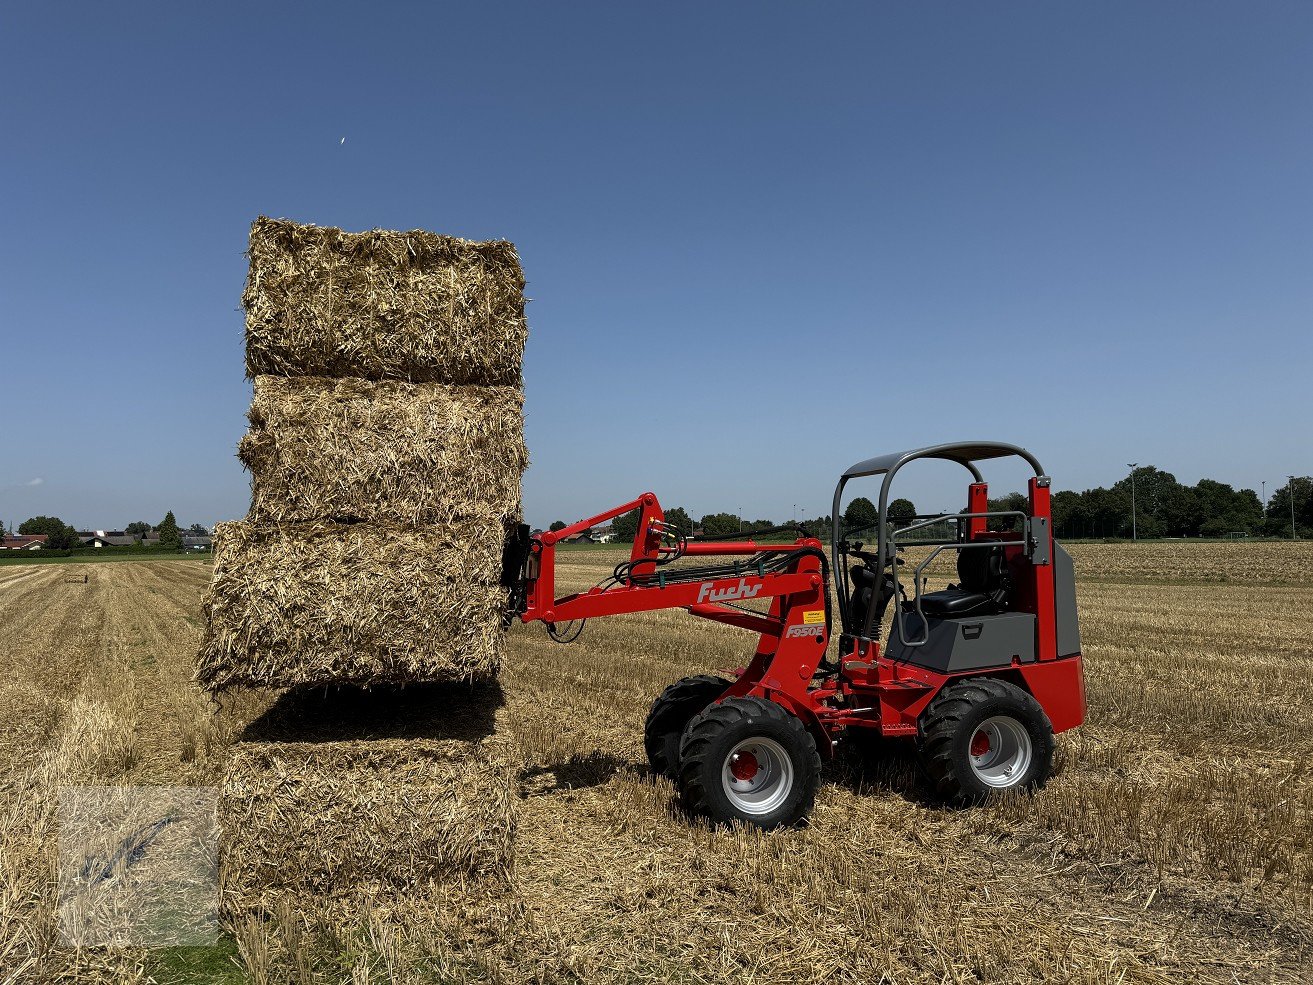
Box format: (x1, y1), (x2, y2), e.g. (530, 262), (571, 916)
(886, 611), (1037, 673)
(1053, 542), (1081, 657)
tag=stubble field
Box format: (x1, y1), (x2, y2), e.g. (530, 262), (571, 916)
(2, 541), (1312, 984)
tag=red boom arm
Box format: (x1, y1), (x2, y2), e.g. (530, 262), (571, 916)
(520, 493), (830, 673)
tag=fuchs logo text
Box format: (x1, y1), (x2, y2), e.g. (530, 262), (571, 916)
(696, 578), (762, 605)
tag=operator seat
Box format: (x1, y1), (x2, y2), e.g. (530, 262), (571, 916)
(918, 545), (1011, 618)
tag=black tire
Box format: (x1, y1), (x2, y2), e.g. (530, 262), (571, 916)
(644, 675), (731, 778)
(678, 697), (821, 829)
(918, 677), (1053, 804)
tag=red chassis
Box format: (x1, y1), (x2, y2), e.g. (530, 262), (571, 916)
(517, 486), (1086, 762)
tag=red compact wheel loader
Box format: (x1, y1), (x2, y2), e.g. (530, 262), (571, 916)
(506, 441), (1086, 829)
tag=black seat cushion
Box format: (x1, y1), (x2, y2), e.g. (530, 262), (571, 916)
(918, 545), (1011, 618)
(920, 588), (998, 618)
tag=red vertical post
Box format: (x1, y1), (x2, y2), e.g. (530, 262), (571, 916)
(1029, 476), (1057, 661)
(533, 541), (555, 620)
(966, 483), (989, 539)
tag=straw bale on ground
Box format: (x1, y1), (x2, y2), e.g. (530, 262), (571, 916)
(196, 521), (509, 692)
(244, 217), (526, 385)
(240, 376), (527, 525)
(218, 739), (515, 918)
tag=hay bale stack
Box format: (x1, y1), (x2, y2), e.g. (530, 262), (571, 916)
(197, 215), (530, 693)
(196, 520), (509, 692)
(218, 739), (516, 918)
(241, 376), (527, 526)
(244, 216), (526, 385)
(206, 217), (529, 946)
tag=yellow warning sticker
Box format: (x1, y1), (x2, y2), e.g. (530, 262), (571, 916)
(803, 610), (825, 625)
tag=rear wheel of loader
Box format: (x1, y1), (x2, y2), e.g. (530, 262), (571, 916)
(678, 697), (820, 829)
(644, 675), (732, 778)
(918, 677), (1053, 804)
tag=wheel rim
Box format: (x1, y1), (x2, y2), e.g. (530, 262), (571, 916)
(721, 737), (794, 815)
(967, 716), (1032, 789)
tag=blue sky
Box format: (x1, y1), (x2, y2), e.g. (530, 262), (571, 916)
(2, 2), (1309, 531)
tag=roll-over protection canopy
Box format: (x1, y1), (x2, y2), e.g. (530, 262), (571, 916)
(831, 441), (1049, 636)
(842, 442), (1045, 483)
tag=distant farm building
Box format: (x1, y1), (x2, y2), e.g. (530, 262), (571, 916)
(74, 528), (212, 550)
(0, 534), (48, 550)
(565, 525), (617, 544)
(78, 530), (139, 548)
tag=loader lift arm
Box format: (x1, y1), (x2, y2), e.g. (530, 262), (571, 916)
(515, 493), (832, 657)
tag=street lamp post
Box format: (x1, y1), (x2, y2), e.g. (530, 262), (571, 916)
(1127, 463), (1138, 541)
(1289, 476), (1299, 541)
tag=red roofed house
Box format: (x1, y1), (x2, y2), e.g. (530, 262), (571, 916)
(1, 534), (48, 550)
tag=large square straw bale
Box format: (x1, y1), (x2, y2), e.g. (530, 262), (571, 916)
(196, 520), (510, 692)
(243, 217), (526, 385)
(240, 376), (527, 525)
(218, 739), (515, 918)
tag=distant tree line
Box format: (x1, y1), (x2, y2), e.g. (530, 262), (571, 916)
(16, 516), (83, 549)
(551, 469), (1312, 544)
(12, 511), (210, 550)
(840, 497), (916, 534)
(830, 470), (1310, 540)
(906, 469), (1306, 539)
(541, 468), (1310, 544)
(1046, 468), (1309, 539)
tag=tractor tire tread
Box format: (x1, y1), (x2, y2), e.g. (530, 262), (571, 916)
(644, 675), (732, 778)
(918, 677), (1053, 804)
(678, 697), (821, 828)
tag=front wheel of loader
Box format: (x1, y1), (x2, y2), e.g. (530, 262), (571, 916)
(644, 675), (732, 778)
(677, 697), (821, 829)
(918, 677), (1054, 804)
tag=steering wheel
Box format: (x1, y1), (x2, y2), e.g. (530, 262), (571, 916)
(851, 547), (903, 568)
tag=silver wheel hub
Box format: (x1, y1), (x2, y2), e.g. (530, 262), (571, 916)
(722, 737), (794, 815)
(968, 716), (1032, 788)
